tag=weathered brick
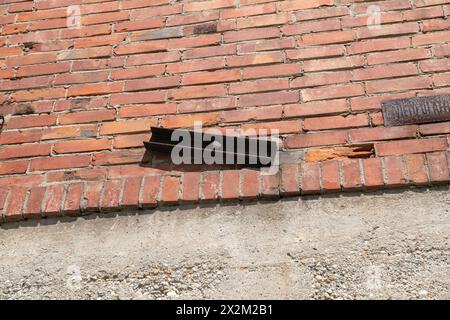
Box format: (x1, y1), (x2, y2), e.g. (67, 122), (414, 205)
(201, 171), (220, 201)
(63, 182), (84, 216)
(240, 169), (259, 200)
(304, 114), (368, 131)
(375, 138), (448, 157)
(285, 131), (349, 149)
(23, 186), (45, 219)
(0, 160), (28, 175)
(30, 155), (91, 171)
(383, 156), (407, 187)
(4, 187), (27, 222)
(161, 176), (180, 205)
(221, 170), (240, 201)
(182, 172), (200, 203)
(280, 164), (300, 196)
(405, 154), (428, 186)
(341, 159), (362, 191)
(141, 175), (161, 208)
(321, 160), (341, 192)
(301, 162), (320, 195)
(101, 180), (121, 212)
(362, 158), (384, 189)
(426, 152), (450, 183)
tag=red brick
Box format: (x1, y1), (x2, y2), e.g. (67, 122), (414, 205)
(121, 177), (142, 209)
(100, 119), (158, 135)
(161, 176), (180, 205)
(239, 91), (299, 107)
(287, 45), (345, 60)
(412, 30), (450, 46)
(182, 70), (240, 86)
(182, 172), (200, 203)
(161, 113), (219, 128)
(300, 30), (356, 46)
(98, 180), (120, 212)
(280, 0), (333, 11)
(304, 114), (368, 131)
(6, 114), (57, 129)
(261, 173), (279, 198)
(0, 76), (51, 91)
(185, 0), (234, 12)
(243, 63), (301, 80)
(426, 152), (450, 183)
(110, 91), (167, 105)
(241, 120), (301, 135)
(404, 154), (428, 186)
(119, 104), (176, 118)
(63, 182), (84, 216)
(30, 155), (91, 171)
(170, 84), (227, 100)
(302, 84), (365, 102)
(201, 171), (220, 201)
(240, 169), (259, 200)
(420, 122), (450, 136)
(237, 13), (290, 29)
(124, 76), (180, 92)
(58, 109), (116, 125)
(0, 144), (51, 160)
(0, 189), (9, 216)
(54, 71), (110, 85)
(341, 159), (362, 191)
(221, 106), (282, 123)
(292, 71), (352, 88)
(81, 181), (102, 212)
(280, 164), (300, 196)
(362, 158), (384, 189)
(220, 170), (240, 201)
(4, 187), (27, 222)
(23, 186), (45, 219)
(347, 37), (410, 55)
(384, 156), (407, 187)
(283, 99), (347, 118)
(111, 65), (165, 80)
(54, 138), (111, 154)
(92, 149), (145, 166)
(16, 62), (71, 77)
(284, 131), (349, 149)
(366, 76), (432, 94)
(368, 48), (431, 65)
(359, 22), (419, 39)
(229, 78), (289, 95)
(0, 160), (28, 175)
(240, 38), (295, 53)
(349, 126), (418, 143)
(141, 175), (161, 208)
(183, 44), (237, 59)
(68, 82), (123, 97)
(114, 134), (151, 149)
(375, 138), (448, 157)
(321, 160), (340, 192)
(301, 162), (321, 195)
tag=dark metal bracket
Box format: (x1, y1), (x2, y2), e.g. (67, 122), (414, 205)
(144, 127), (278, 167)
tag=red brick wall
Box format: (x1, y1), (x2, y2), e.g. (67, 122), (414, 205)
(1, 0), (450, 222)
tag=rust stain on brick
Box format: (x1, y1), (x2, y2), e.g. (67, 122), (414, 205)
(305, 145), (374, 163)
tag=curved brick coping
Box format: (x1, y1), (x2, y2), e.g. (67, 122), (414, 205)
(0, 151), (449, 224)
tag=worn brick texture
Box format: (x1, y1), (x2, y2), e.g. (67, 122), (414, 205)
(1, 0), (450, 222)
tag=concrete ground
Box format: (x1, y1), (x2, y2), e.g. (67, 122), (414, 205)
(1, 187), (449, 300)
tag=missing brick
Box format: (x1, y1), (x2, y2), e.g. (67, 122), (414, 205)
(305, 145), (375, 163)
